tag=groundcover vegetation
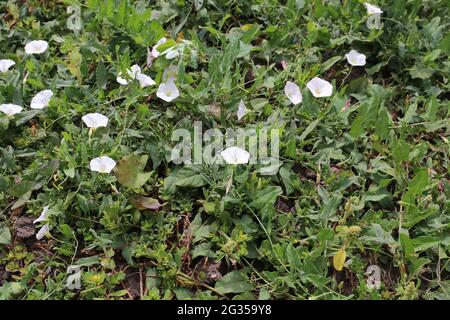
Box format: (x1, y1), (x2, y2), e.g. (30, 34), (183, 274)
(0, 0), (449, 300)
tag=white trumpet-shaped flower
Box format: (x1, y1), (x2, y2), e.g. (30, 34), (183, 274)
(30, 90), (53, 109)
(33, 206), (50, 224)
(25, 40), (49, 54)
(284, 81), (302, 105)
(345, 50), (366, 66)
(152, 37), (167, 58)
(90, 156), (116, 173)
(82, 113), (108, 129)
(220, 146), (250, 165)
(0, 103), (22, 116)
(156, 80), (179, 102)
(36, 224), (50, 240)
(0, 59), (15, 73)
(136, 72), (156, 88)
(306, 77), (333, 98)
(364, 3), (383, 15)
(237, 100), (249, 121)
(118, 64), (155, 88)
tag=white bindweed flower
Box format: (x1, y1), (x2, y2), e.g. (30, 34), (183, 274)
(364, 3), (383, 15)
(0, 59), (15, 73)
(162, 65), (178, 82)
(237, 100), (249, 121)
(152, 37), (167, 58)
(25, 40), (49, 54)
(220, 146), (250, 165)
(127, 64), (141, 79)
(33, 206), (50, 224)
(136, 72), (156, 88)
(345, 50), (366, 66)
(30, 90), (53, 109)
(82, 113), (108, 129)
(156, 80), (179, 102)
(306, 77), (333, 98)
(0, 103), (22, 116)
(284, 81), (302, 105)
(116, 75), (128, 85)
(36, 224), (50, 240)
(90, 156), (116, 173)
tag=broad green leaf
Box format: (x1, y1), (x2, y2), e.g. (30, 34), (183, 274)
(215, 270), (254, 294)
(250, 186), (282, 211)
(0, 227), (11, 245)
(114, 154), (151, 189)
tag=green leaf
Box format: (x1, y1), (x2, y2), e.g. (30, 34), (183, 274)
(250, 186), (282, 211)
(175, 175), (206, 188)
(349, 114), (364, 138)
(409, 64), (434, 79)
(96, 61), (107, 89)
(0, 227), (11, 245)
(299, 119), (320, 142)
(114, 154), (151, 189)
(321, 56), (341, 72)
(15, 110), (40, 126)
(215, 270), (254, 294)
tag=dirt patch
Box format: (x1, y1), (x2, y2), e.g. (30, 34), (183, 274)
(13, 216), (35, 241)
(193, 258), (223, 285)
(123, 268), (142, 299)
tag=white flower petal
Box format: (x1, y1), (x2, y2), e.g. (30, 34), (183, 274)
(136, 73), (156, 88)
(0, 103), (23, 116)
(0, 59), (15, 73)
(220, 147), (250, 165)
(284, 81), (302, 105)
(25, 40), (49, 54)
(152, 37), (167, 58)
(30, 90), (53, 109)
(156, 81), (179, 102)
(127, 64), (141, 79)
(82, 113), (108, 129)
(237, 100), (249, 121)
(36, 224), (50, 240)
(345, 50), (366, 66)
(116, 75), (128, 85)
(90, 156), (116, 173)
(306, 77), (333, 98)
(364, 3), (383, 15)
(33, 206), (50, 224)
